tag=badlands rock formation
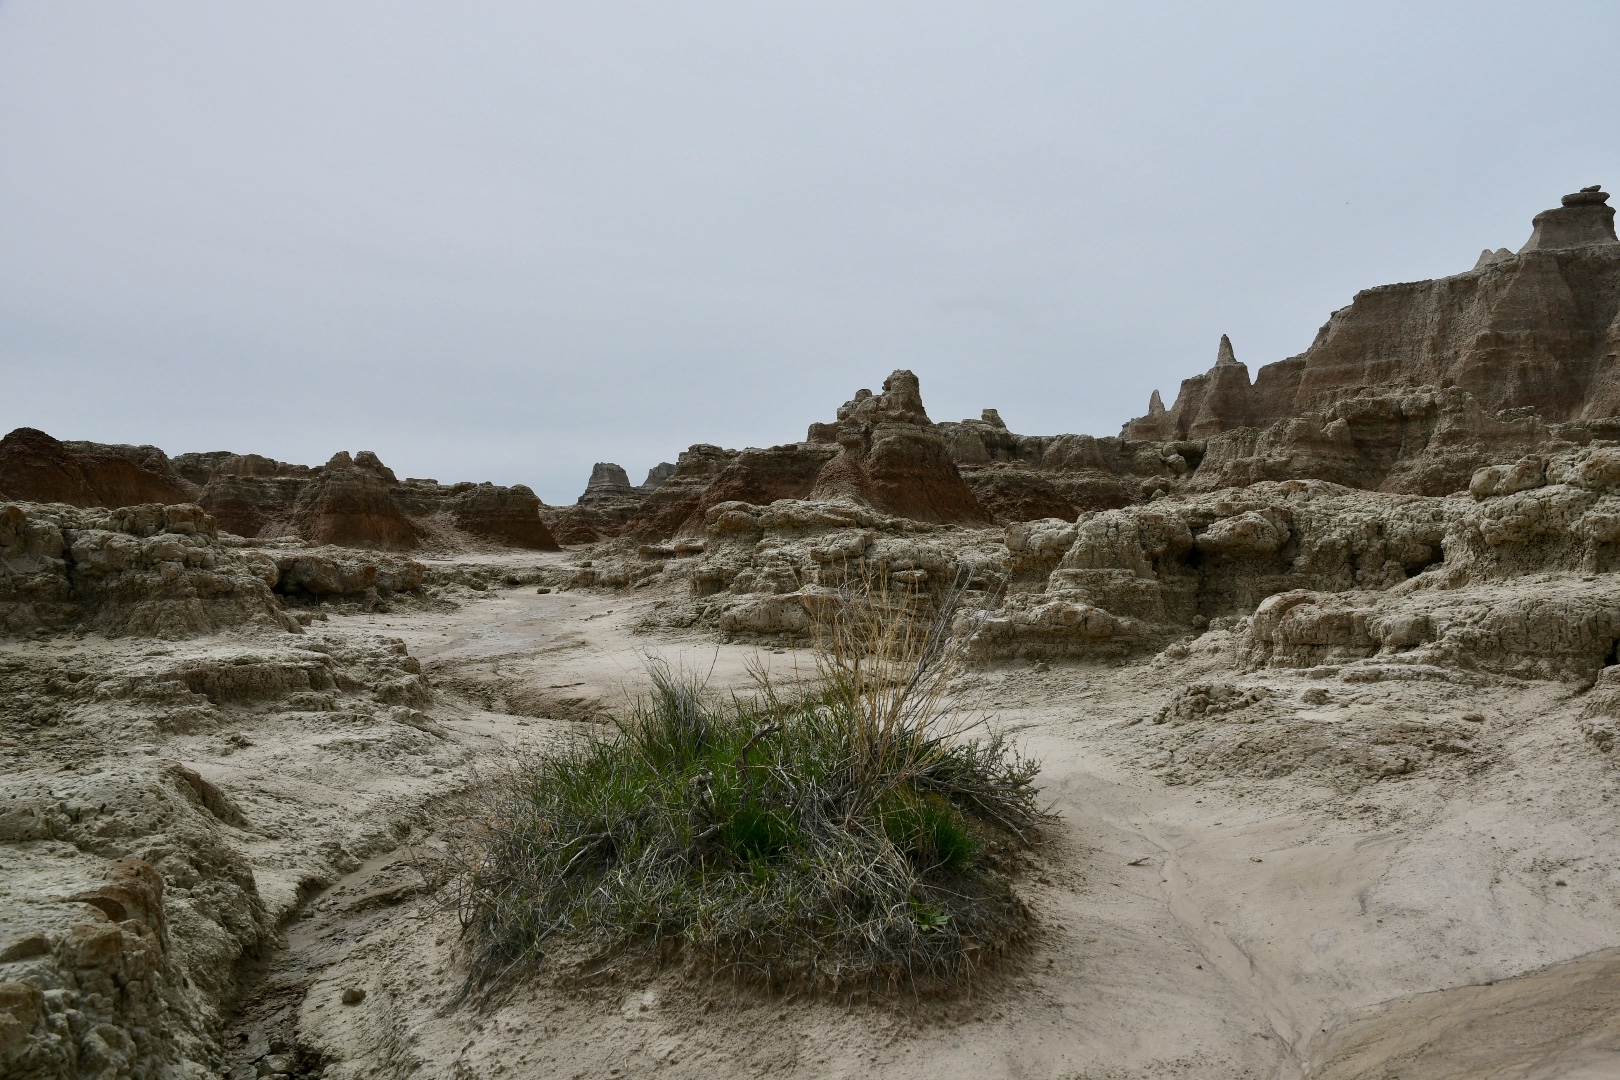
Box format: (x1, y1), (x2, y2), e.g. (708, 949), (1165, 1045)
(556, 369), (993, 541)
(549, 190), (1620, 539)
(1119, 187), (1620, 494)
(805, 369), (990, 523)
(1, 433), (559, 553)
(6, 188), (1620, 1080)
(542, 462), (673, 544)
(290, 453), (418, 552)
(0, 502), (297, 638)
(0, 429), (192, 509)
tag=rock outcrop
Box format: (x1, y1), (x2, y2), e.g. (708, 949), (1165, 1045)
(570, 436), (1620, 678)
(607, 444), (745, 541)
(1128, 189), (1620, 436)
(391, 479), (560, 550)
(0, 501), (298, 637)
(183, 448), (559, 550)
(557, 372), (993, 542)
(0, 428), (193, 508)
(889, 187), (1620, 514)
(190, 454), (313, 539)
(290, 453), (419, 551)
(1521, 185), (1618, 253)
(1114, 189), (1620, 498)
(580, 462), (635, 503)
(0, 630), (443, 1076)
(807, 370), (991, 525)
(938, 410), (1187, 524)
(641, 462), (676, 491)
(449, 483), (558, 550)
(4, 432), (562, 551)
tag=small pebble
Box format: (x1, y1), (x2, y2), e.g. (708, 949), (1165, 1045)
(342, 987), (366, 1006)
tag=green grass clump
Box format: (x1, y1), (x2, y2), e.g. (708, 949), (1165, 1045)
(458, 576), (1044, 993)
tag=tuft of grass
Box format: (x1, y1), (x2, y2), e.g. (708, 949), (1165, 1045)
(457, 572), (1045, 994)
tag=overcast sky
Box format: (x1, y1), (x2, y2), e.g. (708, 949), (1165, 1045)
(2, 2), (1616, 503)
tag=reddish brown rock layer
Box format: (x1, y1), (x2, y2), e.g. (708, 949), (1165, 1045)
(0, 428), (193, 508)
(610, 444), (741, 539)
(449, 484), (559, 550)
(291, 466), (419, 551)
(809, 370), (991, 525)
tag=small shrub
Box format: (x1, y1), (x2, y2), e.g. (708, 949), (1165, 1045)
(457, 572), (1044, 993)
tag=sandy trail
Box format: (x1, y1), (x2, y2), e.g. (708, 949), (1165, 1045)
(218, 576), (1620, 1079)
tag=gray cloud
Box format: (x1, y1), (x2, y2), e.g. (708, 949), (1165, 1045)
(1, 1), (1616, 502)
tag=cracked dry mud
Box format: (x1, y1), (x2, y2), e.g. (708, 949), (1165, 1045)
(7, 542), (1617, 1079)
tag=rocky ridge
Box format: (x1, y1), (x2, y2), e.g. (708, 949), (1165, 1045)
(1, 433), (559, 554)
(528, 191), (1620, 539)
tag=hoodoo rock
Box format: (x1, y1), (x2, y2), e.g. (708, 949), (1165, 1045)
(808, 370), (991, 524)
(1521, 185), (1618, 252)
(0, 427), (193, 508)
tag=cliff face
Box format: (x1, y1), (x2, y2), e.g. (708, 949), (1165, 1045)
(1128, 190), (1620, 438)
(1110, 188), (1620, 496)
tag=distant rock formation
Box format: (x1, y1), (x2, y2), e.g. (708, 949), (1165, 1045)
(0, 428), (192, 508)
(448, 483), (557, 550)
(610, 443), (751, 540)
(806, 370), (991, 524)
(580, 462), (635, 504)
(190, 454), (313, 539)
(936, 412), (1186, 524)
(1109, 187), (1620, 495)
(3, 429), (558, 552)
(640, 462), (676, 491)
(291, 455), (419, 550)
(549, 371), (992, 541)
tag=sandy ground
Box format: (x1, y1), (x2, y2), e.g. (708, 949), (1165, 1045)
(203, 558), (1620, 1080)
(5, 547), (1617, 1079)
